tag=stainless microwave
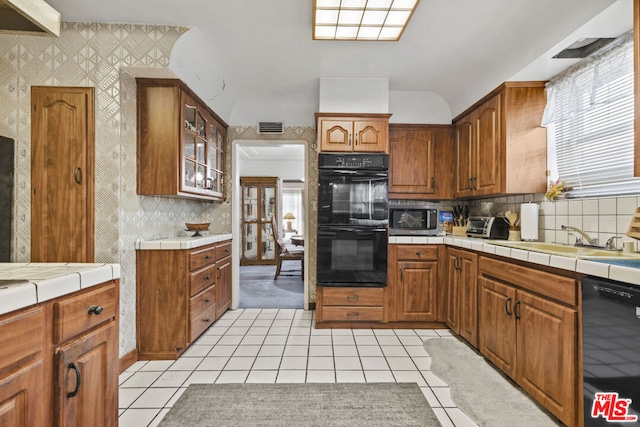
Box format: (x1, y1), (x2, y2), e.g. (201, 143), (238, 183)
(389, 208), (438, 236)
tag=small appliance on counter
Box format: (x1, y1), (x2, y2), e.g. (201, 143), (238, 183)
(389, 206), (438, 236)
(465, 216), (510, 239)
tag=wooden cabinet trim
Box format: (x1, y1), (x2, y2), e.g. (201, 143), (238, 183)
(321, 307), (384, 322)
(321, 287), (384, 307)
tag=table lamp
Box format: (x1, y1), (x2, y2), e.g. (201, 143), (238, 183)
(283, 212), (295, 231)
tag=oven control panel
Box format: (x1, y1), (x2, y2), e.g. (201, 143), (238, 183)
(319, 153), (388, 169)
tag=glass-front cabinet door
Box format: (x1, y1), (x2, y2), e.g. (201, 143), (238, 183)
(180, 91), (226, 199)
(241, 177), (278, 265)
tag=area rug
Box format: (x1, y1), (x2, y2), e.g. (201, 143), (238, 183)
(423, 337), (560, 426)
(158, 383), (440, 427)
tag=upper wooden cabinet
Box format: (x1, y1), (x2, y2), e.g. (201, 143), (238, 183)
(453, 82), (547, 198)
(136, 78), (228, 201)
(316, 113), (391, 153)
(389, 124), (454, 200)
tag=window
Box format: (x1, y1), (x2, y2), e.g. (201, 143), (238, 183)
(542, 31), (640, 198)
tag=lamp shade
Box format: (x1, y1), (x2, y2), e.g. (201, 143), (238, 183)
(283, 212), (296, 220)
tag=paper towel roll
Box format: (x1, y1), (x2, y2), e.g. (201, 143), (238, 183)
(520, 203), (539, 241)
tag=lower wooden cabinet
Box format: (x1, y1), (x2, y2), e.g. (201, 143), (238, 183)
(316, 287), (385, 324)
(478, 257), (578, 426)
(445, 248), (478, 347)
(389, 245), (439, 322)
(0, 280), (119, 427)
(137, 239), (233, 359)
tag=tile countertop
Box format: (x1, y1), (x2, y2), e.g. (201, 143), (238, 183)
(135, 233), (233, 250)
(388, 235), (640, 287)
(0, 262), (121, 316)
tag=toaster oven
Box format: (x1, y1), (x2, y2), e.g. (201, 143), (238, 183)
(465, 216), (510, 239)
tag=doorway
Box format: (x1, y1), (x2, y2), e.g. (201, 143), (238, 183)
(232, 140), (307, 310)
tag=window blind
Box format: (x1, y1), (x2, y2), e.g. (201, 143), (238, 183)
(543, 31), (640, 198)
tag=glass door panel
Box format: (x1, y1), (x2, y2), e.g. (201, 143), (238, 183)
(196, 141), (206, 162)
(262, 186), (275, 221)
(261, 223), (274, 260)
(183, 133), (196, 160)
(196, 164), (206, 189)
(184, 160), (196, 188)
(244, 223), (258, 260)
(196, 111), (206, 138)
(184, 104), (196, 133)
(243, 186), (258, 221)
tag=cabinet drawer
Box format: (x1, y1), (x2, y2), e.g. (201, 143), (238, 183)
(322, 287), (384, 307)
(322, 307), (384, 322)
(190, 264), (217, 296)
(216, 241), (232, 261)
(189, 245), (217, 271)
(396, 245), (438, 261)
(0, 307), (44, 372)
(190, 286), (216, 342)
(53, 282), (117, 344)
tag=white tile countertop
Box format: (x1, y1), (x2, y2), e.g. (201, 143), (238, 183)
(0, 262), (121, 316)
(135, 233), (233, 250)
(389, 235), (640, 286)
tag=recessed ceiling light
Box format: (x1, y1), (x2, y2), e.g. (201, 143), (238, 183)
(313, 0), (420, 41)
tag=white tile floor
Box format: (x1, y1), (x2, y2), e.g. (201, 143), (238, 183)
(118, 309), (479, 427)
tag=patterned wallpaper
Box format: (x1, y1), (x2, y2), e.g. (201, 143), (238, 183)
(0, 23), (318, 358)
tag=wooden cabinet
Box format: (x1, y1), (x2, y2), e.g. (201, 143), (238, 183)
(453, 82), (547, 198)
(31, 86), (95, 263)
(316, 113), (391, 153)
(240, 177), (278, 265)
(136, 78), (227, 201)
(389, 245), (439, 322)
(389, 124), (454, 200)
(316, 287), (385, 324)
(445, 248), (478, 347)
(137, 239), (232, 359)
(0, 307), (45, 426)
(478, 256), (578, 426)
(0, 280), (118, 427)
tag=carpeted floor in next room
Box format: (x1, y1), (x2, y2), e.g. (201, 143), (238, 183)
(239, 265), (303, 309)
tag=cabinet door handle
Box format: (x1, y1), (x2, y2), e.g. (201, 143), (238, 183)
(472, 177), (477, 190)
(468, 178), (473, 189)
(355, 132), (358, 146)
(514, 301), (521, 320)
(346, 295), (359, 302)
(217, 268), (222, 279)
(67, 363), (81, 398)
(431, 177), (435, 189)
(504, 297), (512, 316)
(348, 134), (352, 146)
(457, 257), (462, 271)
(88, 305), (104, 315)
(73, 167), (82, 185)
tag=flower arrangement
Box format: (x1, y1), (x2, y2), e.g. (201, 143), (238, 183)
(545, 178), (572, 201)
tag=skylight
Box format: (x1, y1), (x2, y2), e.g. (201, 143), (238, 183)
(313, 0), (420, 41)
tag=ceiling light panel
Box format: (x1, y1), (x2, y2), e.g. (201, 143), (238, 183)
(313, 0), (420, 41)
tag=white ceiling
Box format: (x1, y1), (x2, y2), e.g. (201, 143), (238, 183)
(47, 0), (633, 127)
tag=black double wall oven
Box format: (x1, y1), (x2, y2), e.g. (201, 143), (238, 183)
(317, 153), (389, 288)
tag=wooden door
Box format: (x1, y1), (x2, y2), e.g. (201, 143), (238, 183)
(516, 290), (577, 426)
(55, 322), (117, 427)
(478, 276), (516, 378)
(445, 248), (460, 333)
(396, 261), (438, 321)
(318, 120), (353, 152)
(216, 256), (232, 318)
(475, 94), (501, 196)
(458, 251), (478, 347)
(0, 361), (45, 426)
(31, 86), (94, 262)
(389, 128), (435, 197)
(454, 116), (474, 197)
(353, 119), (388, 152)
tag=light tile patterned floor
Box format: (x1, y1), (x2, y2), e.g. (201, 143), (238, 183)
(118, 309), (478, 427)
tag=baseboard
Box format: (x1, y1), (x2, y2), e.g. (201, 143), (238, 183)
(119, 349), (139, 373)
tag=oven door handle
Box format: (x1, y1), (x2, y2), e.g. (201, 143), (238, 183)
(319, 227), (387, 233)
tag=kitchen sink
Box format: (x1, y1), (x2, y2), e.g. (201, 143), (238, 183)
(486, 240), (640, 258)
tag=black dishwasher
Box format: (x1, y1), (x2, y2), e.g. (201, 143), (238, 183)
(582, 276), (640, 426)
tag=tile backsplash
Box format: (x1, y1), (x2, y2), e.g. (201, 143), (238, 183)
(467, 194), (640, 252)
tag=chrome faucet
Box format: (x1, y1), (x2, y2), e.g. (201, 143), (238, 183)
(605, 236), (621, 251)
(561, 225), (599, 247)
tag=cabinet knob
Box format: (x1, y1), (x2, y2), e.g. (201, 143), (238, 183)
(88, 305), (104, 316)
(204, 275), (211, 281)
(223, 249), (229, 254)
(204, 255), (211, 260)
(416, 251), (421, 256)
(204, 298), (210, 303)
(204, 318), (211, 323)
